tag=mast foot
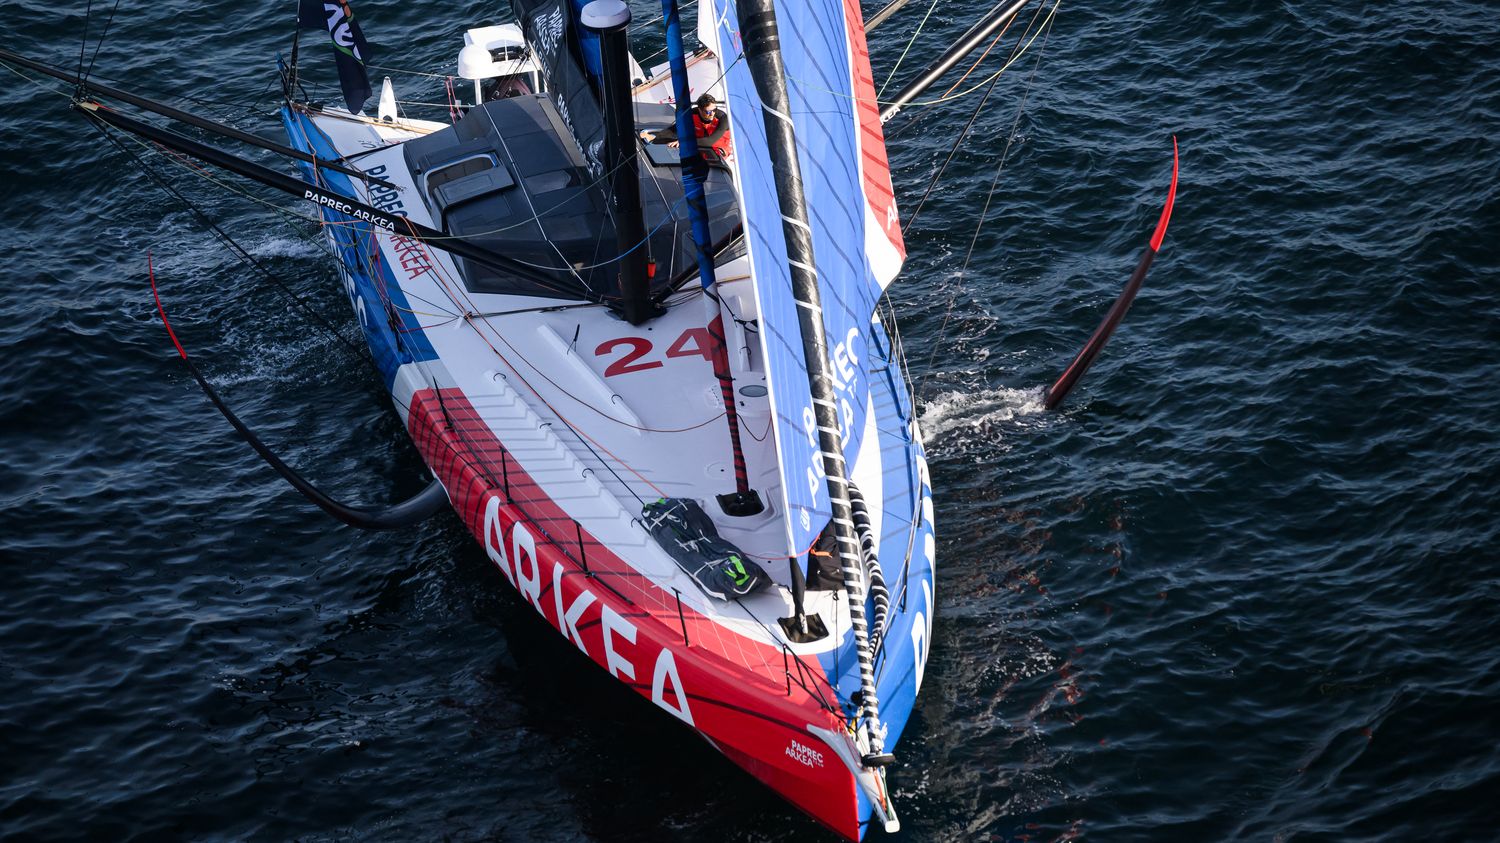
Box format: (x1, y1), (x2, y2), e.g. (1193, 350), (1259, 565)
(778, 611), (829, 643)
(717, 489), (765, 516)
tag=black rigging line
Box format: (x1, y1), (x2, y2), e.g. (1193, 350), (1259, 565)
(284, 128), (527, 516)
(553, 416), (646, 506)
(76, 0), (92, 84)
(77, 65), (275, 115)
(116, 116), (450, 327)
(82, 0), (123, 84)
(250, 74), (280, 118)
(86, 117), (594, 534)
(116, 110), (653, 515)
(918, 10), (1051, 398)
(100, 118), (467, 530)
(733, 595), (844, 715)
(1, 48), (400, 191)
(85, 102), (589, 301)
(86, 76), (664, 517)
(902, 66), (1005, 235)
(148, 258), (449, 532)
(87, 118), (370, 360)
(466, 300), (607, 318)
(882, 0), (1047, 147)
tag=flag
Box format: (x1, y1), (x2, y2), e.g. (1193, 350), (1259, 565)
(298, 0), (372, 114)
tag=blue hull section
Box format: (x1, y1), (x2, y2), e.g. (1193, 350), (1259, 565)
(280, 108), (438, 388)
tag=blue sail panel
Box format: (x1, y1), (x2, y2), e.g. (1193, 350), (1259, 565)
(780, 0), (881, 512)
(703, 3), (821, 553)
(703, 0), (899, 553)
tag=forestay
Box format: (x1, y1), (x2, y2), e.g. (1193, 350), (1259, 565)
(700, 0), (906, 554)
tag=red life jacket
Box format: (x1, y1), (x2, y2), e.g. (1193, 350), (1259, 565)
(692, 109), (721, 136)
(692, 108), (732, 157)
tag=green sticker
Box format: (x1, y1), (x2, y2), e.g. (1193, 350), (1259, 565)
(727, 555), (749, 586)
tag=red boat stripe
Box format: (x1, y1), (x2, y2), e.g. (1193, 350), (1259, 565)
(402, 385), (864, 836)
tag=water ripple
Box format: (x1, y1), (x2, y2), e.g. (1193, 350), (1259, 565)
(3, 0), (1499, 840)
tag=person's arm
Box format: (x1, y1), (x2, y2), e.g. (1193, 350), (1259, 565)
(640, 125), (679, 145)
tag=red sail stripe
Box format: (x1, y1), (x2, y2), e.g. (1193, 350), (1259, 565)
(842, 0), (905, 259)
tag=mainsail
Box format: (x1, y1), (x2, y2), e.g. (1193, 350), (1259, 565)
(701, 0), (906, 554)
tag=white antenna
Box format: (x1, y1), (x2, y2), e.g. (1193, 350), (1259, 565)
(377, 76), (397, 122)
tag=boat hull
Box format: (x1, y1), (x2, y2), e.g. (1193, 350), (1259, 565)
(281, 104), (936, 840)
(405, 384), (870, 838)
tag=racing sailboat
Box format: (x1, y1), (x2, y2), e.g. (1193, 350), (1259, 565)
(0, 0), (1177, 835)
(273, 0), (934, 836)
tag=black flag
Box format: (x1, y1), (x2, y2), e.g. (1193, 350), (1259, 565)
(298, 0), (372, 114)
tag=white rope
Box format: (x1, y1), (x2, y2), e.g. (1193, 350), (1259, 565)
(876, 0), (942, 98)
(788, 0), (1059, 112)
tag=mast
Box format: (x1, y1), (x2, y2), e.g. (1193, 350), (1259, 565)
(734, 0), (890, 763)
(581, 1), (657, 325)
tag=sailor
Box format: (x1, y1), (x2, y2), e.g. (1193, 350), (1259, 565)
(640, 94), (732, 160)
(689, 94), (732, 158)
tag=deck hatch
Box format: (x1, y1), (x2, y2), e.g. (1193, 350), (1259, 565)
(430, 157), (515, 215)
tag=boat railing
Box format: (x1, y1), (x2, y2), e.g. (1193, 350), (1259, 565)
(672, 587), (690, 646)
(458, 425), (636, 608)
(431, 398), (800, 691)
(782, 642), (840, 714)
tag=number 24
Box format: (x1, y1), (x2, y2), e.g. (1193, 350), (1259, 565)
(594, 328), (715, 377)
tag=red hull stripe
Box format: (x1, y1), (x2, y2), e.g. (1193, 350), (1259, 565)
(404, 387), (865, 840)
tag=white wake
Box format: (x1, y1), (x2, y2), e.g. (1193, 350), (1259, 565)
(918, 386), (1046, 440)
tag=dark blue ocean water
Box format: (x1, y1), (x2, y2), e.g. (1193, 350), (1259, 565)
(3, 0), (1498, 840)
